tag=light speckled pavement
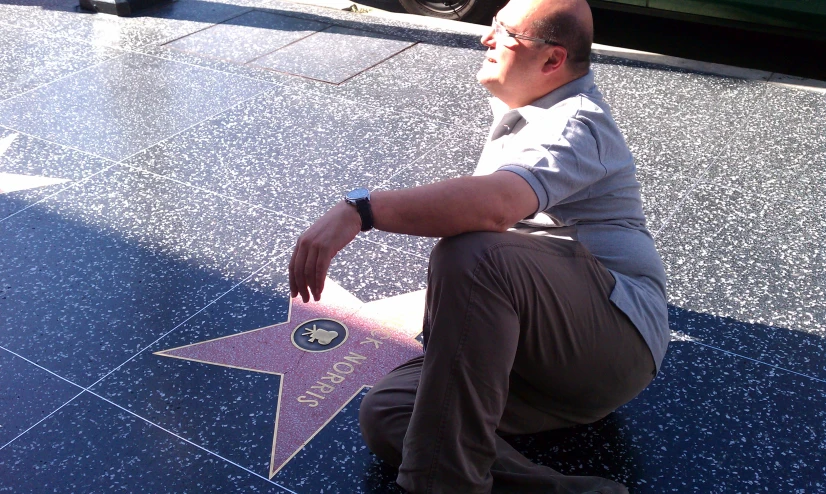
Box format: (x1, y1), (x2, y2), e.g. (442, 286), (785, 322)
(0, 1), (824, 492)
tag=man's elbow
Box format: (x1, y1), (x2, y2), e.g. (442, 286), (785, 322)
(484, 199), (521, 233)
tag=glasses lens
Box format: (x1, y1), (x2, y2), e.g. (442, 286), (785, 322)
(492, 17), (506, 38)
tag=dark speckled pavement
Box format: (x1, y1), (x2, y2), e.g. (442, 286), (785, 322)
(0, 1), (824, 492)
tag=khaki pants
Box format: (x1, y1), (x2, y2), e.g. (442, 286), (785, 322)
(359, 231), (656, 493)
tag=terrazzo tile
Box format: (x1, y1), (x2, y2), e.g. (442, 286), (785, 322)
(505, 340), (826, 492)
(273, 388), (403, 493)
(140, 38), (300, 87)
(0, 23), (121, 102)
(372, 130), (483, 191)
(0, 165), (300, 386)
(0, 347), (82, 446)
(0, 0), (250, 50)
(0, 52), (272, 161)
(637, 167), (695, 234)
(258, 0), (484, 49)
(130, 89), (445, 219)
(668, 305), (826, 382)
(89, 269), (289, 477)
(0, 129), (113, 219)
(655, 182), (825, 338)
(592, 58), (768, 178)
(138, 4), (485, 92)
(327, 236), (429, 302)
(252, 25), (414, 84)
(0, 392), (288, 492)
(165, 10), (329, 64)
(704, 84), (826, 207)
(306, 41), (491, 127)
(275, 340), (826, 493)
(362, 130), (485, 258)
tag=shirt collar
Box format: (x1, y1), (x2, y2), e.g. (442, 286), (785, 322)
(488, 70), (596, 124)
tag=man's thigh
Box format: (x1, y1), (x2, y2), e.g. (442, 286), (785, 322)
(428, 231), (654, 433)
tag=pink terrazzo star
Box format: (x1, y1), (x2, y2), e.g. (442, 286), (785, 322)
(0, 172), (70, 194)
(155, 279), (424, 477)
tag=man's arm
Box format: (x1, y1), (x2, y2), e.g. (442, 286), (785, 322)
(289, 170), (538, 302)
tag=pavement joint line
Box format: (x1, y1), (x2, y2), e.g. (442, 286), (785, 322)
(0, 51), (131, 107)
(0, 125), (121, 164)
(84, 389), (299, 494)
(0, 345), (87, 392)
(297, 87), (478, 130)
(140, 6), (257, 50)
(370, 128), (465, 191)
(0, 346), (88, 451)
(84, 258), (283, 393)
(115, 82), (275, 165)
(123, 46), (286, 100)
(0, 263), (289, 455)
(688, 339), (826, 384)
(121, 160), (437, 263)
(652, 82), (771, 239)
(355, 234), (430, 261)
(272, 77), (477, 130)
(131, 43), (482, 132)
(120, 162), (312, 228)
(0, 19), (130, 58)
(0, 391), (87, 452)
(0, 162), (120, 225)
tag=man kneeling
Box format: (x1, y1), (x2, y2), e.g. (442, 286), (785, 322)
(289, 0), (668, 491)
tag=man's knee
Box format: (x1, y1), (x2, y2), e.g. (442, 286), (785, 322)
(430, 231), (506, 279)
(359, 386), (396, 463)
(358, 362), (420, 468)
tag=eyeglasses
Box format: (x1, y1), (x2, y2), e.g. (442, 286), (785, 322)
(491, 16), (562, 47)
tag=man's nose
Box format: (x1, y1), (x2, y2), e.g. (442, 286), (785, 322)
(481, 27), (496, 48)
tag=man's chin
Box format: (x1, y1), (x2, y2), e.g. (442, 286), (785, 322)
(476, 69), (495, 87)
(476, 73), (498, 93)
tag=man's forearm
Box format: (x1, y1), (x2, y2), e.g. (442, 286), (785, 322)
(370, 171), (539, 238)
(289, 171), (538, 302)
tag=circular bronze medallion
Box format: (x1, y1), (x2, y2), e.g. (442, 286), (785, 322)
(291, 318), (348, 353)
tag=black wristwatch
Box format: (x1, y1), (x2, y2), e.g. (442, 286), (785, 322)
(344, 188), (374, 232)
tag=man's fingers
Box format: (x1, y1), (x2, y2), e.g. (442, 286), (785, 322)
(292, 239), (311, 303)
(313, 252), (332, 301)
(302, 248), (320, 304)
(288, 245), (298, 298)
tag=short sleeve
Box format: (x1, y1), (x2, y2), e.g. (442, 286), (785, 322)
(497, 117), (607, 213)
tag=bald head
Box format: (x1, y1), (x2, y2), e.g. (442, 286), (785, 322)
(529, 0), (594, 74)
(478, 0), (595, 108)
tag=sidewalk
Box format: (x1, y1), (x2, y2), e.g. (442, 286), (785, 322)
(0, 0), (824, 491)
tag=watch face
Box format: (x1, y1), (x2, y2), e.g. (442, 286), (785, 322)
(346, 188), (370, 202)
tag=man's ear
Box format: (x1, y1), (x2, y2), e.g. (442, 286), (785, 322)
(541, 46), (567, 74)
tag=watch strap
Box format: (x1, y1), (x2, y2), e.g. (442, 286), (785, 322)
(354, 198), (373, 232)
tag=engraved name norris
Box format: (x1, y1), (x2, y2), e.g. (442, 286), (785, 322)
(296, 332), (390, 407)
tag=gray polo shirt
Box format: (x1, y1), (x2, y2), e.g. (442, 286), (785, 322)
(475, 70), (669, 372)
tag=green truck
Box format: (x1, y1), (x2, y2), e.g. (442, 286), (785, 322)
(398, 0), (826, 38)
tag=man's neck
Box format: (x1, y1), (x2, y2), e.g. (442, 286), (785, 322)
(500, 71), (584, 110)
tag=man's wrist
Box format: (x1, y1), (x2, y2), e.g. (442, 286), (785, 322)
(336, 200), (364, 233)
(344, 188), (374, 231)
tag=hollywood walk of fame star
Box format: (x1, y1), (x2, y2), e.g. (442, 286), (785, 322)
(1, 134), (72, 194)
(155, 279), (425, 478)
(0, 172), (70, 194)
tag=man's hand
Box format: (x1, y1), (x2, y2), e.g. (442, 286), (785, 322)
(289, 201), (362, 303)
